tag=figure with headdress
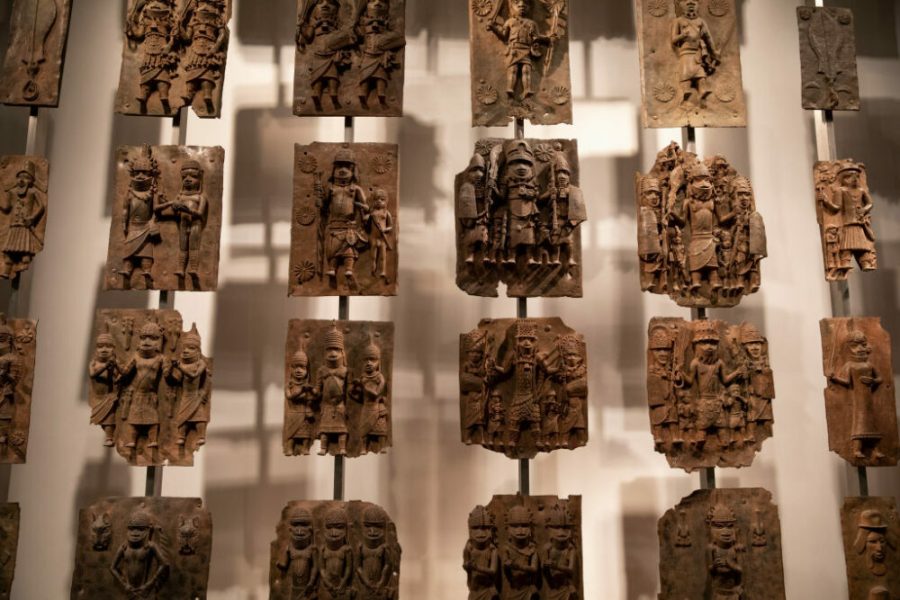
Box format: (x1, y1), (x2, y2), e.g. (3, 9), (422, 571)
(669, 162), (723, 298)
(297, 0), (354, 110)
(502, 505), (539, 600)
(638, 177), (666, 293)
(350, 334), (389, 454)
(854, 510), (894, 577)
(541, 504), (578, 600)
(90, 327), (120, 447)
(110, 509), (169, 598)
(276, 506), (319, 599)
(316, 324), (350, 456)
(354, 0), (405, 108)
(741, 324), (773, 444)
(684, 322), (743, 448)
(0, 159), (46, 279)
(119, 319), (166, 453)
(459, 152), (491, 265)
(126, 0), (180, 113)
(486, 0), (555, 101)
(464, 506), (499, 600)
(357, 505), (395, 600)
(706, 503), (743, 600)
(319, 507), (353, 600)
(179, 0), (229, 114)
(497, 141), (540, 265)
(815, 164), (844, 279)
(166, 324), (210, 448)
(648, 326), (680, 449)
(0, 318), (17, 451)
(671, 0), (719, 109)
(486, 390), (505, 450)
(366, 188), (393, 282)
(824, 160), (877, 274)
(285, 344), (318, 456)
(121, 146), (164, 290)
(462, 329), (489, 445)
(830, 330), (885, 460)
(729, 177), (766, 295)
(156, 158), (208, 285)
(556, 334), (587, 449)
(540, 150), (586, 273)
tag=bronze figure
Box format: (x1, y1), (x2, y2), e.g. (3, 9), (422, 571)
(841, 497), (900, 599)
(0, 156), (49, 280)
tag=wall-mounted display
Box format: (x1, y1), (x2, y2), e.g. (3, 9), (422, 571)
(797, 6), (860, 111)
(0, 156), (48, 280)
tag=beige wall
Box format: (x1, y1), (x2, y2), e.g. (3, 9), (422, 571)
(1, 0), (899, 598)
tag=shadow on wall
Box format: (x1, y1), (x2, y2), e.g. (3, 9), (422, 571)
(102, 105), (162, 219)
(398, 116), (443, 224)
(845, 0), (899, 58)
(834, 99), (900, 204)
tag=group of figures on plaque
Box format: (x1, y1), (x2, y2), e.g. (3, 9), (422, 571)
(270, 500), (401, 600)
(455, 139), (586, 298)
(0, 0), (73, 107)
(646, 318), (775, 472)
(464, 495), (582, 600)
(460, 318), (588, 459)
(0, 156), (49, 281)
(814, 160), (877, 282)
(658, 488), (786, 599)
(107, 145), (224, 292)
(636, 142), (767, 308)
(290, 143), (399, 297)
(293, 0), (407, 117)
(841, 497), (900, 599)
(284, 320), (393, 458)
(116, 0), (232, 117)
(71, 497), (212, 600)
(88, 309), (212, 467)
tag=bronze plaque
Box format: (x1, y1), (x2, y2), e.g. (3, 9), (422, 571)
(293, 0), (407, 117)
(89, 309), (213, 467)
(460, 318), (587, 459)
(646, 317), (774, 472)
(797, 7), (860, 111)
(285, 319), (393, 458)
(814, 159), (876, 282)
(105, 145), (224, 292)
(465, 495), (582, 600)
(290, 142), (398, 297)
(820, 317), (898, 467)
(0, 316), (38, 465)
(269, 500), (401, 600)
(0, 0), (73, 107)
(455, 139), (585, 298)
(71, 497), (212, 600)
(658, 488), (786, 599)
(468, 0), (572, 127)
(636, 142), (767, 308)
(0, 504), (19, 598)
(636, 0), (746, 128)
(115, 0), (232, 118)
(842, 497), (900, 600)
(0, 155), (49, 280)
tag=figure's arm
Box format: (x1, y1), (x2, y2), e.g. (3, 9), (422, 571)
(861, 190), (874, 215)
(340, 548), (353, 589)
(276, 547), (291, 571)
(701, 22), (719, 61)
(526, 551), (539, 573)
(671, 20), (686, 47)
(139, 544), (168, 592)
(487, 18), (509, 39)
(829, 364), (851, 386)
(384, 210), (394, 234)
(26, 191), (45, 229)
(109, 546), (131, 591)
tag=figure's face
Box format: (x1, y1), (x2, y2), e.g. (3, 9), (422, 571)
(374, 194), (387, 209)
(711, 521), (735, 547)
(651, 347), (671, 367)
(815, 184), (828, 203)
(181, 341), (200, 363)
(736, 189), (752, 211)
(363, 520), (385, 548)
(469, 524), (492, 548)
(744, 341), (763, 360)
(516, 337), (535, 355)
(289, 520), (313, 547)
(325, 520), (347, 547)
(549, 525), (571, 547)
(291, 362), (308, 381)
(326, 346), (343, 366)
(843, 171), (860, 187)
(511, 0), (529, 17)
(557, 172), (570, 188)
(510, 160), (533, 180)
(867, 532), (886, 563)
(15, 172), (33, 190)
(509, 522), (532, 545)
(469, 167), (485, 185)
(367, 0), (388, 16)
(467, 349), (483, 366)
(490, 394), (502, 409)
(696, 340), (718, 359)
(139, 332), (161, 357)
(315, 0), (338, 20)
(681, 0), (699, 18)
(690, 173), (713, 199)
(364, 355), (380, 375)
(564, 349), (582, 369)
(127, 525), (150, 546)
(642, 190), (661, 208)
(96, 340), (114, 361)
(850, 338), (871, 361)
(333, 161), (353, 183)
(132, 168), (152, 187)
(182, 169), (202, 192)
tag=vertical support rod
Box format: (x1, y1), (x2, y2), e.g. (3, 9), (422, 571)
(700, 468), (716, 490)
(681, 126), (697, 155)
(857, 467), (869, 497)
(514, 118), (525, 140)
(25, 107), (39, 155)
(344, 116), (354, 144)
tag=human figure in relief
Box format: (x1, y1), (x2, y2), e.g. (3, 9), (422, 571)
(670, 0), (719, 108)
(166, 324), (210, 448)
(706, 503), (743, 600)
(541, 505), (578, 600)
(464, 505), (499, 600)
(285, 347), (318, 456)
(486, 0), (554, 101)
(459, 153), (490, 265)
(356, 505), (395, 600)
(354, 0), (405, 108)
(367, 188), (393, 282)
(350, 336), (389, 454)
(126, 0), (179, 113)
(298, 0), (353, 110)
(118, 320), (166, 453)
(276, 506), (319, 599)
(179, 0), (229, 114)
(316, 324), (350, 456)
(90, 329), (120, 447)
(830, 330), (885, 460)
(0, 160), (46, 278)
(319, 507), (353, 600)
(110, 509), (169, 599)
(462, 330), (489, 446)
(502, 505), (539, 600)
(121, 147), (164, 290)
(0, 318), (17, 450)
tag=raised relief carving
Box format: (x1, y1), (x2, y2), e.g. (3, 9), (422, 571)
(284, 320), (393, 458)
(469, 0), (572, 127)
(460, 318), (587, 460)
(0, 0), (73, 107)
(814, 160), (876, 282)
(636, 142), (767, 308)
(0, 315), (38, 465)
(71, 497), (211, 600)
(636, 0), (746, 128)
(89, 309), (213, 466)
(0, 504), (18, 598)
(842, 497), (900, 600)
(115, 0), (232, 118)
(0, 156), (49, 280)
(290, 142), (398, 297)
(465, 495), (581, 600)
(455, 139), (585, 298)
(647, 318), (775, 472)
(820, 318), (899, 467)
(269, 500), (401, 600)
(658, 488), (785, 600)
(106, 145), (224, 291)
(797, 7), (860, 111)
(294, 0), (407, 117)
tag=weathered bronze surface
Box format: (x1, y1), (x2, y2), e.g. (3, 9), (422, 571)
(636, 0), (746, 128)
(455, 138), (584, 298)
(465, 495), (582, 600)
(814, 159), (876, 282)
(115, 0), (232, 118)
(285, 319), (393, 458)
(105, 145), (224, 292)
(647, 317), (775, 472)
(0, 316), (37, 466)
(290, 142), (398, 297)
(797, 7), (860, 111)
(89, 309), (213, 467)
(842, 497), (900, 600)
(460, 318), (587, 460)
(0, 156), (49, 280)
(0, 0), (72, 107)
(293, 0), (406, 117)
(820, 317), (898, 467)
(659, 488), (786, 600)
(636, 142), (767, 308)
(468, 0), (572, 127)
(269, 500), (401, 600)
(0, 504), (19, 599)
(71, 497), (212, 600)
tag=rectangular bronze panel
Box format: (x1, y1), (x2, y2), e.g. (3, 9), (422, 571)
(0, 156), (49, 280)
(841, 497), (900, 600)
(797, 7), (860, 111)
(0, 317), (37, 465)
(0, 504), (19, 597)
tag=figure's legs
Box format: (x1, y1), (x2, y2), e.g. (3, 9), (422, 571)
(176, 225), (190, 277)
(853, 439), (865, 459)
(158, 81), (171, 113)
(326, 256), (338, 278)
(746, 421), (757, 443)
(177, 424), (187, 446)
(311, 80), (324, 108)
(196, 422), (207, 445)
(121, 260), (135, 289)
(337, 433), (347, 455)
(859, 250), (877, 271)
(679, 80), (694, 105)
(709, 269), (722, 290)
(124, 424), (139, 449)
(465, 241), (476, 264)
(689, 270), (702, 292)
(748, 267), (761, 293)
(318, 433), (329, 455)
(201, 80), (215, 112)
(839, 249), (854, 270)
(697, 77), (712, 107)
(358, 80), (370, 108)
(527, 244), (538, 265)
(552, 244), (562, 266)
(521, 64), (533, 99)
(327, 78), (340, 107)
(138, 258), (154, 290)
(871, 440), (886, 460)
(376, 78), (387, 104)
(183, 80), (198, 105)
(0, 419), (9, 445)
(344, 257), (357, 288)
(102, 425), (116, 446)
(147, 424), (159, 448)
(506, 65), (518, 98)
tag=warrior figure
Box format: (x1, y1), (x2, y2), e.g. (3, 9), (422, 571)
(462, 330), (489, 445)
(90, 329), (120, 447)
(119, 320), (166, 453)
(316, 324), (349, 456)
(464, 506), (499, 600)
(298, 0), (354, 109)
(355, 0), (405, 107)
(647, 327), (680, 449)
(824, 161), (877, 273)
(276, 506), (319, 600)
(179, 0), (229, 114)
(541, 505), (578, 600)
(816, 166), (844, 279)
(356, 505), (395, 600)
(158, 160), (208, 285)
(540, 390), (560, 450)
(499, 141), (540, 265)
(557, 334), (587, 449)
(741, 325), (773, 444)
(316, 148), (370, 289)
(0, 160), (46, 278)
(285, 348), (318, 456)
(486, 0), (554, 100)
(830, 330), (885, 460)
(638, 177), (666, 293)
(110, 509), (169, 599)
(502, 505), (539, 600)
(854, 510), (892, 577)
(121, 147), (164, 290)
(350, 336), (390, 454)
(459, 153), (491, 265)
(541, 152), (586, 272)
(0, 319), (17, 449)
(671, 0), (719, 108)
(367, 188), (393, 282)
(706, 503), (743, 600)
(166, 324), (210, 448)
(722, 383), (746, 447)
(319, 507), (353, 600)
(670, 162), (723, 297)
(486, 390), (505, 449)
(729, 177), (766, 295)
(126, 0), (179, 113)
